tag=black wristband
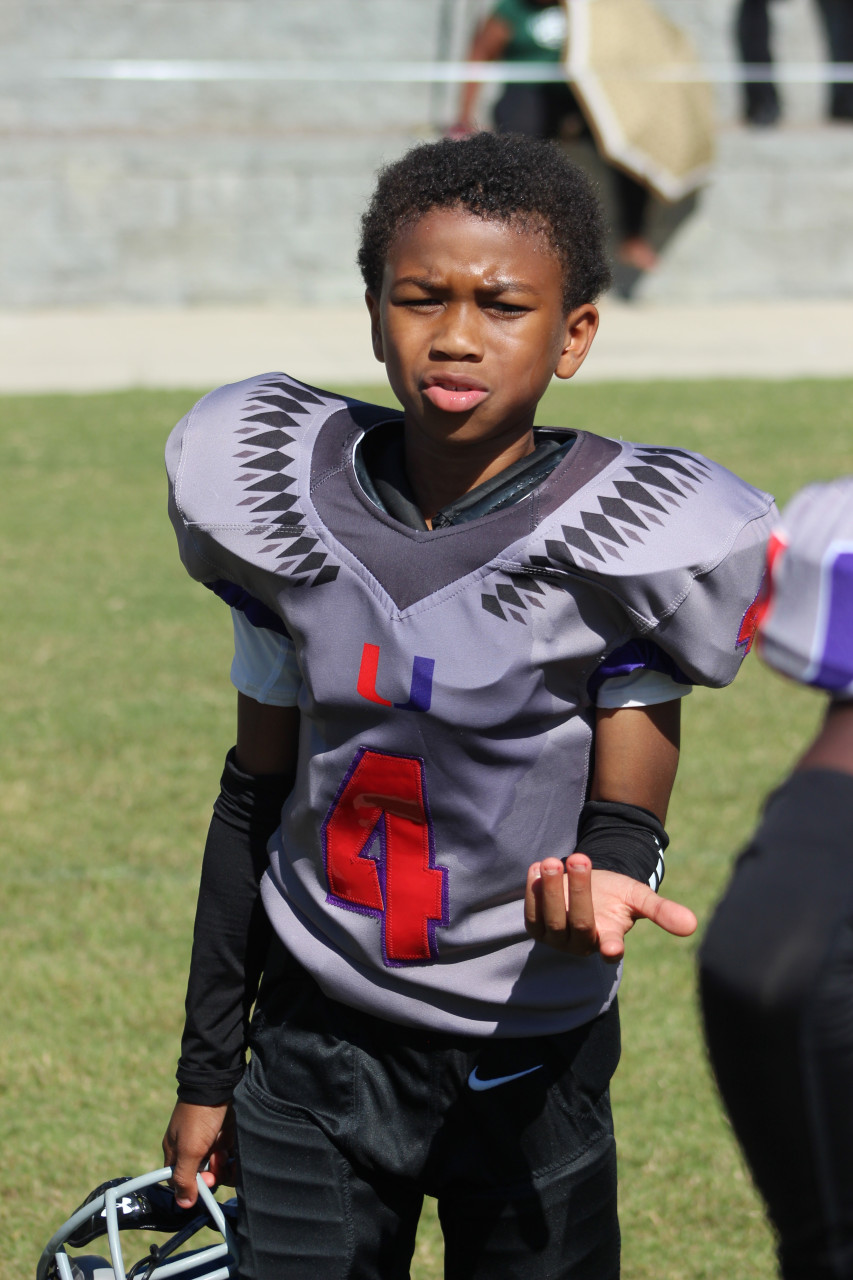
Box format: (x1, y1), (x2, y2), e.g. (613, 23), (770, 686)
(175, 747), (293, 1106)
(575, 799), (668, 890)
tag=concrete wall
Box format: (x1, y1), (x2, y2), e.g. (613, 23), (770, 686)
(0, 0), (848, 306)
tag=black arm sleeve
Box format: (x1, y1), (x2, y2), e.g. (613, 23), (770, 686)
(175, 747), (293, 1106)
(575, 799), (668, 890)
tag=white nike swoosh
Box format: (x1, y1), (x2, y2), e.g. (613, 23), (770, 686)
(467, 1064), (544, 1092)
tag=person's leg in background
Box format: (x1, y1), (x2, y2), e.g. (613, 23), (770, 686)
(612, 170), (657, 272)
(737, 0), (782, 125)
(814, 0), (853, 119)
(493, 84), (552, 137)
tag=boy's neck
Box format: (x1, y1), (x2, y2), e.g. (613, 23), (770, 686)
(403, 422), (537, 528)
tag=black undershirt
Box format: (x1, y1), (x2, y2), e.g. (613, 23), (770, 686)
(354, 422), (575, 530)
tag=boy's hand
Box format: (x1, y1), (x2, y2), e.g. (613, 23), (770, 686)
(524, 853), (697, 963)
(162, 1100), (235, 1208)
(445, 121), (478, 140)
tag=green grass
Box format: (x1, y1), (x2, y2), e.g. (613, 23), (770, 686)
(2, 379), (851, 1279)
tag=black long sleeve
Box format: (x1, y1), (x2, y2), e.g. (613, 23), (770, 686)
(176, 748), (293, 1105)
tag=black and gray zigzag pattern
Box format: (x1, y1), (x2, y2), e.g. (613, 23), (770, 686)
(232, 377), (341, 588)
(529, 447), (712, 573)
(481, 574), (551, 626)
(480, 448), (712, 623)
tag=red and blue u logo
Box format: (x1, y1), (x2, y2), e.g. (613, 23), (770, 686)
(357, 643), (435, 713)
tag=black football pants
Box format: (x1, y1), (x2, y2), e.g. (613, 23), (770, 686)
(232, 938), (621, 1280)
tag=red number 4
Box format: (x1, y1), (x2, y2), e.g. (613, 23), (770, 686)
(322, 748), (448, 966)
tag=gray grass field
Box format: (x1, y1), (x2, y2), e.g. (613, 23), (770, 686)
(3, 379), (851, 1280)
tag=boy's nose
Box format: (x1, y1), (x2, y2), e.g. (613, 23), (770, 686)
(429, 304), (483, 361)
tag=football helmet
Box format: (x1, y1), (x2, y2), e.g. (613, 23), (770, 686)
(36, 1168), (238, 1280)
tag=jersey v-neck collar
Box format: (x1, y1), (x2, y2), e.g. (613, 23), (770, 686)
(307, 402), (620, 611)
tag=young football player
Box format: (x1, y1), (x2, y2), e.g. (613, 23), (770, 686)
(162, 131), (776, 1279)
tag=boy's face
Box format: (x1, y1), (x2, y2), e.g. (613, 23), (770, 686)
(366, 207), (597, 454)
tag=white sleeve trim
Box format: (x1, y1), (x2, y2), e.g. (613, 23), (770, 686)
(648, 849), (665, 892)
(230, 607), (302, 706)
(595, 667), (693, 709)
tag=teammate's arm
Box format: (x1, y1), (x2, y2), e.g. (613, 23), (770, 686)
(163, 696), (299, 1206)
(797, 700), (853, 777)
(451, 15), (512, 135)
(525, 702), (697, 958)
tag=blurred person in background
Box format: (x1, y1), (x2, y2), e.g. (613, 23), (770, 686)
(700, 477), (853, 1279)
(450, 0), (659, 272)
(737, 0), (853, 125)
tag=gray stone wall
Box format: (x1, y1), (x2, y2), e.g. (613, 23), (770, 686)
(0, 0), (849, 306)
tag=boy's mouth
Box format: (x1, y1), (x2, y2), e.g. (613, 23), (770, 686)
(422, 375), (489, 414)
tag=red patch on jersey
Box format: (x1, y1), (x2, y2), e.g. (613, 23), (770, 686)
(737, 531), (788, 652)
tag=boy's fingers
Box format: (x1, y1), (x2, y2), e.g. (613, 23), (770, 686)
(565, 854), (598, 953)
(631, 883), (698, 938)
(656, 896), (698, 937)
(526, 857), (602, 953)
(208, 1149), (236, 1188)
(539, 857), (569, 936)
(162, 1130), (196, 1208)
(524, 862), (545, 938)
(170, 1157), (200, 1208)
(596, 926), (627, 962)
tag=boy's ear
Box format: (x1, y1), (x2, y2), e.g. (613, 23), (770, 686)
(554, 304), (599, 381)
(365, 290), (385, 364)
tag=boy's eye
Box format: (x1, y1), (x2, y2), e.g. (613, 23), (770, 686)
(391, 297), (531, 316)
(395, 297), (441, 309)
(487, 301), (529, 315)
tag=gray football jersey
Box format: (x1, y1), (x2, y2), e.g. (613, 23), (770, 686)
(167, 372), (776, 1036)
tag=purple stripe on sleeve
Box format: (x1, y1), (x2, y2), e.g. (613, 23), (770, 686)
(811, 550), (853, 692)
(587, 639), (692, 700)
(205, 578), (291, 639)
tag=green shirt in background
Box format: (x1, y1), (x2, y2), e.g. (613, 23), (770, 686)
(492, 0), (567, 62)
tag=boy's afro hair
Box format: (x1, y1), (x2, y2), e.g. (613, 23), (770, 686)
(357, 131), (612, 312)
